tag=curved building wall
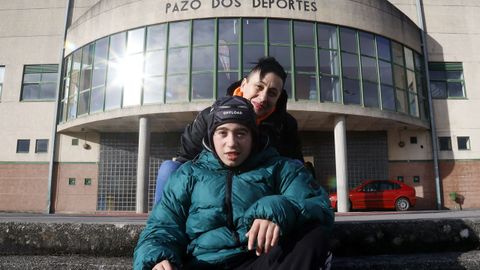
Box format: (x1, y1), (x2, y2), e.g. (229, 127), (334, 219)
(59, 1), (428, 132)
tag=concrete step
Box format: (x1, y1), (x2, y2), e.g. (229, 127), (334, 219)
(0, 255), (132, 270)
(332, 250), (480, 270)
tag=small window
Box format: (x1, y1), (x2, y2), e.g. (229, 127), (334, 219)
(16, 139), (30, 153)
(410, 137), (417, 144)
(84, 178), (92, 185)
(439, 136), (452, 151)
(35, 139), (48, 153)
(68, 178), (76, 185)
(21, 64), (59, 101)
(457, 136), (470, 150)
(429, 62), (465, 99)
(72, 138), (79, 146)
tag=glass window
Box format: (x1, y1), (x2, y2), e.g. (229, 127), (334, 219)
(169, 21), (190, 47)
(167, 47), (189, 74)
(317, 24), (337, 49)
(269, 46), (291, 70)
(192, 46), (215, 71)
(408, 92), (419, 117)
(295, 47), (315, 73)
(343, 78), (360, 105)
(16, 139), (30, 153)
(105, 59), (122, 110)
(92, 38), (108, 88)
(295, 74), (317, 100)
(269, 19), (290, 44)
(319, 50), (339, 75)
(340, 28), (357, 53)
(77, 91), (90, 115)
(376, 36), (391, 61)
(0, 66), (4, 101)
(145, 50), (166, 76)
(193, 19), (215, 45)
(219, 18), (240, 43)
(294, 21), (314, 46)
(147, 24), (167, 51)
(381, 85), (395, 110)
(359, 32), (375, 57)
(414, 52), (423, 71)
(122, 54), (143, 106)
(393, 65), (406, 89)
(109, 32), (126, 60)
(363, 81), (379, 108)
(429, 62), (466, 98)
(90, 86), (105, 112)
(166, 75), (188, 102)
(192, 73), (213, 100)
(243, 44), (265, 70)
(404, 47), (414, 70)
(361, 56), (378, 82)
(217, 72), (239, 98)
(341, 52), (359, 79)
(457, 136), (470, 150)
(439, 136), (452, 151)
(406, 70), (416, 93)
(396, 89), (407, 113)
(392, 42), (404, 66)
(243, 19), (264, 43)
(21, 65), (59, 101)
(127, 28), (145, 54)
(320, 76), (340, 103)
(35, 139), (48, 153)
(218, 43), (239, 71)
(143, 76), (165, 104)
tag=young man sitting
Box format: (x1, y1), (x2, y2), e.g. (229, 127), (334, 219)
(134, 96), (334, 270)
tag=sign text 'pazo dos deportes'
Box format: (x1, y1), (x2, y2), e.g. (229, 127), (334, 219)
(165, 0), (318, 13)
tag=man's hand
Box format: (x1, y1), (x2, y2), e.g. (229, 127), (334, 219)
(245, 219), (280, 256)
(152, 260), (176, 270)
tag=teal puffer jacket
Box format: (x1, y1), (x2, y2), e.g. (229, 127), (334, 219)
(133, 147), (333, 270)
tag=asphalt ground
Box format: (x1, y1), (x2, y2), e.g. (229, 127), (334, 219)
(1, 209), (479, 224)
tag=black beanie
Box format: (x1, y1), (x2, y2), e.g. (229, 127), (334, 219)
(205, 96), (258, 151)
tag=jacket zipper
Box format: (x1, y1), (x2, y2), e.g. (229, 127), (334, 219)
(225, 170), (240, 243)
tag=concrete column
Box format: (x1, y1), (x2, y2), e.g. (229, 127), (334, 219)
(136, 117), (151, 213)
(334, 115), (349, 212)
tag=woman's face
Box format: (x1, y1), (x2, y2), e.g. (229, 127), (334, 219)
(240, 71), (283, 118)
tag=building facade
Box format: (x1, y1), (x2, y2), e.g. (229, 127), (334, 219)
(0, 0), (478, 213)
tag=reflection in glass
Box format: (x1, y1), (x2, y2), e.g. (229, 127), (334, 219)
(407, 70), (416, 92)
(448, 82), (464, 97)
(41, 82), (57, 100)
(269, 20), (290, 44)
(341, 52), (359, 78)
(381, 85), (395, 110)
(243, 44), (265, 70)
(219, 18), (240, 43)
(145, 50), (166, 76)
(122, 54), (143, 106)
(361, 56), (378, 82)
(295, 74), (317, 100)
(147, 24), (166, 51)
(127, 28), (145, 54)
(343, 78), (360, 105)
(90, 86), (105, 113)
(363, 81), (379, 108)
(294, 21), (314, 46)
(193, 46), (214, 71)
(379, 60), (393, 85)
(67, 96), (77, 120)
(340, 28), (357, 53)
(143, 76), (164, 104)
(408, 92), (419, 117)
(430, 81), (446, 98)
(359, 32), (375, 57)
(396, 89), (407, 113)
(217, 72), (239, 98)
(192, 73), (214, 100)
(168, 47), (189, 74)
(447, 71), (463, 80)
(243, 19), (264, 43)
(319, 50), (339, 75)
(295, 47), (315, 72)
(269, 46), (291, 70)
(320, 76), (340, 102)
(109, 32), (126, 60)
(377, 36), (391, 61)
(22, 84), (40, 99)
(218, 43), (238, 71)
(166, 75), (188, 102)
(394, 65), (406, 89)
(318, 24), (337, 49)
(105, 59), (122, 110)
(193, 19), (214, 45)
(404, 47), (414, 70)
(169, 21), (190, 47)
(78, 91), (90, 115)
(392, 42), (404, 66)
(414, 52), (423, 71)
(429, 70), (445, 80)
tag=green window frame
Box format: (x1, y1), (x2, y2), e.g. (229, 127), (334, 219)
(21, 64), (59, 101)
(429, 62), (466, 99)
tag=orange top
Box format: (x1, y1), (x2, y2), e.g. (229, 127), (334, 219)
(232, 87), (275, 125)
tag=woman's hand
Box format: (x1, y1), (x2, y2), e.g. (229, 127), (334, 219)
(245, 219), (280, 256)
(152, 260), (176, 270)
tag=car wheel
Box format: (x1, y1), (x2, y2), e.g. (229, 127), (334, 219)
(395, 197), (410, 211)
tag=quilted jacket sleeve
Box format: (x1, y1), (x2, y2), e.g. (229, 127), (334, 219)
(133, 165), (193, 270)
(244, 160), (334, 235)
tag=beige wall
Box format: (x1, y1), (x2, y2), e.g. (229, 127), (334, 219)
(56, 133), (100, 162)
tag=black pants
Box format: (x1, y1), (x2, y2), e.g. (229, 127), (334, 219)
(188, 223), (330, 270)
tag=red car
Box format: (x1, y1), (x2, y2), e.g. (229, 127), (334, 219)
(329, 180), (416, 211)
